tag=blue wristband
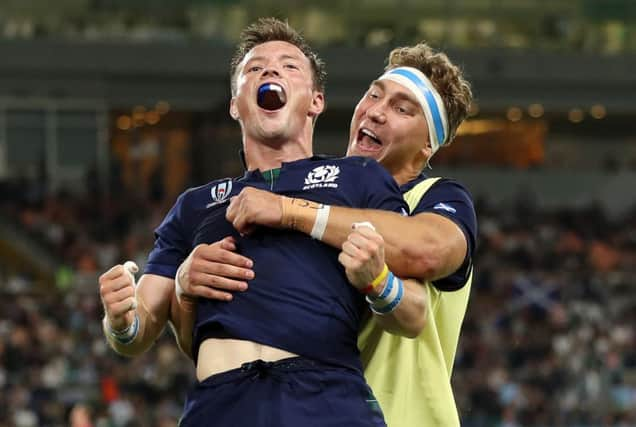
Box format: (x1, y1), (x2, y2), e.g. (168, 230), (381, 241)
(369, 277), (404, 315)
(108, 314), (139, 345)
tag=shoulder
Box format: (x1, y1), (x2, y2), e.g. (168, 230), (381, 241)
(335, 156), (393, 180)
(177, 177), (238, 208)
(407, 177), (474, 207)
(429, 178), (474, 202)
(305, 155), (383, 169)
(339, 155), (384, 169)
(407, 176), (477, 229)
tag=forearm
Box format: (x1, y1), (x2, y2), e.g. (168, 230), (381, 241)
(368, 277), (427, 338)
(102, 298), (167, 357)
(289, 203), (458, 280)
(102, 274), (173, 357)
(169, 292), (196, 360)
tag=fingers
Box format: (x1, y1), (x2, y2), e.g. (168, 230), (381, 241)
(196, 239), (254, 269)
(100, 264), (126, 280)
(339, 223), (387, 290)
(99, 264), (137, 321)
(99, 266), (134, 294)
(190, 285), (234, 302)
(338, 250), (359, 270)
(179, 237), (255, 301)
(123, 260), (139, 274)
(350, 224), (384, 243)
(226, 197), (255, 235)
(341, 240), (365, 260)
(105, 293), (137, 317)
(108, 298), (137, 318)
(226, 196), (239, 224)
(226, 188), (283, 233)
(352, 221), (376, 231)
(189, 259), (253, 283)
(219, 236), (238, 251)
(345, 231), (382, 258)
(187, 273), (249, 301)
(102, 282), (135, 304)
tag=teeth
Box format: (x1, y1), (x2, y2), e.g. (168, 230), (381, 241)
(258, 83), (287, 111)
(267, 83), (283, 92)
(360, 128), (381, 145)
(361, 128), (377, 139)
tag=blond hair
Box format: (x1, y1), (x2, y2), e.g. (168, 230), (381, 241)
(386, 43), (472, 145)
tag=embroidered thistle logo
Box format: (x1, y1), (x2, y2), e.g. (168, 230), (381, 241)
(206, 180), (233, 208)
(303, 165), (340, 190)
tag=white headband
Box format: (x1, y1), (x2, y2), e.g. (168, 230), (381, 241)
(378, 66), (449, 154)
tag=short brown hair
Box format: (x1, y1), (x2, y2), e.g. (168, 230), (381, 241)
(386, 43), (472, 145)
(230, 18), (327, 96)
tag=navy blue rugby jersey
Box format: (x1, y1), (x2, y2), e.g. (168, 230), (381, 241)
(400, 173), (477, 292)
(145, 156), (408, 372)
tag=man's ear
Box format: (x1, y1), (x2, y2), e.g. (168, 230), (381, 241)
(418, 140), (433, 167)
(229, 98), (239, 120)
(308, 91), (325, 118)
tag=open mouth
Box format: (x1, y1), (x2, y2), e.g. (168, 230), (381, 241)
(356, 128), (383, 151)
(257, 83), (287, 111)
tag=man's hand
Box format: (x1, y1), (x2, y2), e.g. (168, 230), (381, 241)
(338, 223), (387, 294)
(99, 263), (138, 331)
(177, 236), (254, 301)
(226, 187), (284, 235)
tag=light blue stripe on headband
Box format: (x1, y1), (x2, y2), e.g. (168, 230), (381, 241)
(387, 68), (447, 146)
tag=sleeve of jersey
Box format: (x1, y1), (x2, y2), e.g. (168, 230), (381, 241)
(359, 159), (409, 214)
(144, 192), (192, 279)
(413, 179), (477, 291)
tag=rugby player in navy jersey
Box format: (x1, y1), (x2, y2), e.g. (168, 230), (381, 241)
(180, 43), (477, 426)
(98, 18), (412, 427)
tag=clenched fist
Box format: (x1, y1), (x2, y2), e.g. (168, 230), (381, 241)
(338, 222), (388, 295)
(99, 261), (138, 331)
(226, 187), (284, 235)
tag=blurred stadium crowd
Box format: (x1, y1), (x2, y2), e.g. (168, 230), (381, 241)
(0, 174), (635, 427)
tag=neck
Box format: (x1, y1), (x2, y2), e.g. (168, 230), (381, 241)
(242, 129), (314, 171)
(392, 168), (421, 186)
(388, 152), (429, 186)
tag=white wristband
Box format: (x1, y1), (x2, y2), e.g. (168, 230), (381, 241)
(310, 205), (331, 240)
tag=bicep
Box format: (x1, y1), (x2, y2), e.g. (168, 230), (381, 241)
(412, 212), (468, 277)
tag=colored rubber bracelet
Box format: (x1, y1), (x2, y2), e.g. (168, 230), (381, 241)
(365, 271), (395, 298)
(370, 278), (404, 315)
(370, 264), (389, 288)
(107, 313), (139, 345)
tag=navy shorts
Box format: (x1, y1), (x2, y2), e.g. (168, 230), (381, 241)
(179, 357), (386, 427)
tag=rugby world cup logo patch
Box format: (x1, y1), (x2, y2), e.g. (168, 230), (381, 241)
(207, 180), (233, 208)
(303, 165), (340, 190)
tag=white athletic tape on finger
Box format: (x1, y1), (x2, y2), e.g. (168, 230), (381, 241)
(123, 261), (138, 310)
(352, 221), (376, 231)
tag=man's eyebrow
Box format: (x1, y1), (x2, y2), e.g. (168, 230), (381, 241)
(370, 79), (420, 107)
(244, 54), (303, 66)
(245, 55), (265, 63)
(280, 54), (302, 61)
(394, 91), (420, 106)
